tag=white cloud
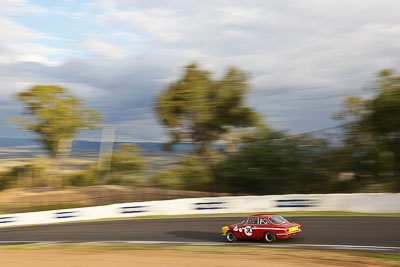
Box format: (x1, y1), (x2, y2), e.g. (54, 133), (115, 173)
(2, 0), (400, 139)
(0, 43), (68, 65)
(0, 18), (48, 42)
(61, 82), (107, 99)
(94, 9), (186, 43)
(82, 39), (130, 59)
(0, 0), (47, 15)
(0, 2), (66, 66)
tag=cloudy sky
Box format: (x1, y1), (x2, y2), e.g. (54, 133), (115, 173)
(1, 0), (400, 142)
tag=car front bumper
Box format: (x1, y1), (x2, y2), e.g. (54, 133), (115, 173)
(221, 226), (230, 235)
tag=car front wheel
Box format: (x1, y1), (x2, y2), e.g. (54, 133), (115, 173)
(264, 231), (276, 243)
(226, 231), (237, 242)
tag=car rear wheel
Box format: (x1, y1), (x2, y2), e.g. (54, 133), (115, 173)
(226, 231), (237, 242)
(264, 231), (276, 243)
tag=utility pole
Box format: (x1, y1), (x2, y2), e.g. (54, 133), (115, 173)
(97, 126), (116, 172)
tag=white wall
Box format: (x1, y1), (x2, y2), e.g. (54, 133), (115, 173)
(0, 193), (399, 227)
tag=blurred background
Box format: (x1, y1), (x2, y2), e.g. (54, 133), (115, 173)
(0, 0), (400, 215)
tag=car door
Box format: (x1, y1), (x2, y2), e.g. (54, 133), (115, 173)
(240, 217), (258, 239)
(232, 217), (249, 239)
(253, 217), (270, 239)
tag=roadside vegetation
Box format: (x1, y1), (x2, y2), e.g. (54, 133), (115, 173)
(0, 64), (400, 197)
(153, 65), (400, 194)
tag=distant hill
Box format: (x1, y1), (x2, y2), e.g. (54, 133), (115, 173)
(70, 140), (194, 157)
(0, 138), (194, 158)
(0, 138), (40, 147)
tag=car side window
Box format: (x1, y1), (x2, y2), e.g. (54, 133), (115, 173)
(259, 218), (269, 225)
(240, 217), (249, 224)
(247, 217), (258, 224)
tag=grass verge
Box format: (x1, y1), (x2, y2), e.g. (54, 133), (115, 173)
(348, 252), (400, 262)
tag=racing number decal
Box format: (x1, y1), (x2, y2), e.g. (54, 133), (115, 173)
(244, 226), (253, 236)
(233, 226), (253, 236)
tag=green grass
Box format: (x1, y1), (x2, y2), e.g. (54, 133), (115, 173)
(348, 252), (400, 262)
(1, 244), (38, 250)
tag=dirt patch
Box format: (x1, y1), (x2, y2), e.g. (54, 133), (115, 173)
(0, 246), (395, 267)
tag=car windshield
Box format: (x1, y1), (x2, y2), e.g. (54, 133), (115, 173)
(268, 215), (288, 224)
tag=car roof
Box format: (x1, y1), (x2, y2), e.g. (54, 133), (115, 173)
(249, 214), (278, 218)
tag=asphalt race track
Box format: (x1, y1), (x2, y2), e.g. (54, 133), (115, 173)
(0, 216), (399, 252)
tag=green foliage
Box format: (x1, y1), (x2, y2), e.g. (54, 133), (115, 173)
(153, 171), (183, 188)
(177, 156), (212, 191)
(0, 170), (16, 191)
(67, 165), (97, 186)
(369, 69), (400, 135)
(154, 63), (261, 192)
(0, 159), (50, 190)
(155, 63), (259, 154)
(215, 131), (331, 194)
(329, 179), (362, 193)
(154, 155), (212, 191)
(322, 146), (382, 179)
(100, 143), (145, 184)
(13, 85), (102, 158)
(67, 144), (145, 186)
(109, 143), (144, 173)
(334, 69), (400, 190)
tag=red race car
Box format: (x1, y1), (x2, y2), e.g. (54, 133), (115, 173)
(221, 214), (301, 243)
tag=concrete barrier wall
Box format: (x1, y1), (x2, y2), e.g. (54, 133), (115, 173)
(0, 193), (399, 227)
